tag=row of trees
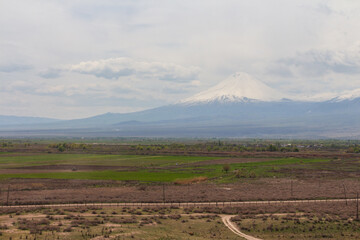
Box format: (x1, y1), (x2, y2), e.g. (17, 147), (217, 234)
(131, 143), (300, 153)
(48, 143), (87, 152)
(347, 145), (360, 153)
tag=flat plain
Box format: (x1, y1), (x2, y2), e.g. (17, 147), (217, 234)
(1, 139), (360, 239)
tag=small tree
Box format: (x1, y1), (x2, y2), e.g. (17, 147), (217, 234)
(58, 145), (65, 152)
(223, 164), (230, 173)
(267, 144), (278, 152)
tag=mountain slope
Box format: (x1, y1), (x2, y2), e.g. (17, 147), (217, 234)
(0, 115), (60, 126)
(181, 72), (286, 104)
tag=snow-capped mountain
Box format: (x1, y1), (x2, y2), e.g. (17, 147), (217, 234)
(180, 72), (360, 104)
(181, 72), (286, 104)
(2, 72), (360, 138)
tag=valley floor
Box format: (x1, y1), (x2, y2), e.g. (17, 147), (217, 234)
(1, 140), (360, 239)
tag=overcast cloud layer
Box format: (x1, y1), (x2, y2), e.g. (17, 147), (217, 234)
(1, 0), (360, 119)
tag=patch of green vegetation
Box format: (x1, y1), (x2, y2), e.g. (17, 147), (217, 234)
(0, 154), (220, 168)
(199, 158), (332, 182)
(0, 170), (216, 182)
(0, 153), (338, 183)
(232, 157), (330, 167)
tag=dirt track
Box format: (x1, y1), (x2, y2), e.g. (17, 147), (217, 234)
(222, 215), (262, 240)
(0, 197), (356, 209)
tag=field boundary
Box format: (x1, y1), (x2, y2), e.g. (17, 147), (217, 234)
(0, 198), (356, 209)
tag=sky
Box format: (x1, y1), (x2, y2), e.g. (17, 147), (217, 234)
(1, 0), (360, 119)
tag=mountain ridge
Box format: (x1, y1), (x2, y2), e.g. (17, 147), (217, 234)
(0, 115), (59, 126)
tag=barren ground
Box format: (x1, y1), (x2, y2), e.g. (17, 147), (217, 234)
(1, 178), (359, 205)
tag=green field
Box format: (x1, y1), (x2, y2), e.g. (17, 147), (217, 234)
(0, 153), (335, 183)
(0, 154), (219, 168)
(0, 170), (215, 182)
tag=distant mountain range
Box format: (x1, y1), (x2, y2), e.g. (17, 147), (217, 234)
(0, 115), (58, 126)
(1, 72), (360, 138)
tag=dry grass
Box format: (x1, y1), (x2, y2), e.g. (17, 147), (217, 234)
(174, 176), (208, 185)
(2, 178), (360, 205)
(0, 206), (238, 240)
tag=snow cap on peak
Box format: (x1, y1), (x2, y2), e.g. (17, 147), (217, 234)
(181, 72), (285, 104)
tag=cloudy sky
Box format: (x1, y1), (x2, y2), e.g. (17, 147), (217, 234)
(1, 0), (360, 119)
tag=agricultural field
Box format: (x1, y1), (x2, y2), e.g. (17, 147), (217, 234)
(1, 139), (360, 239)
(1, 142), (360, 205)
(0, 153), (338, 182)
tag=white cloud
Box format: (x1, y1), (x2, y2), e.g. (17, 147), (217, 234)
(271, 45), (360, 77)
(67, 57), (200, 81)
(1, 0), (360, 118)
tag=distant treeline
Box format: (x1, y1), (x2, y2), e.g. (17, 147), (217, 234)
(131, 142), (300, 153)
(1, 138), (360, 153)
(48, 143), (88, 152)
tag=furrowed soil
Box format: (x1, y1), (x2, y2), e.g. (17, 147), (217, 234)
(1, 178), (360, 205)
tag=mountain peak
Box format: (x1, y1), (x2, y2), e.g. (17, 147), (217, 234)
(181, 72), (285, 104)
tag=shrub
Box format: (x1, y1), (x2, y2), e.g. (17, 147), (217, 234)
(223, 164), (230, 173)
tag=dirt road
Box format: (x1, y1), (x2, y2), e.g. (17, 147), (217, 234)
(222, 215), (262, 240)
(0, 197), (355, 209)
